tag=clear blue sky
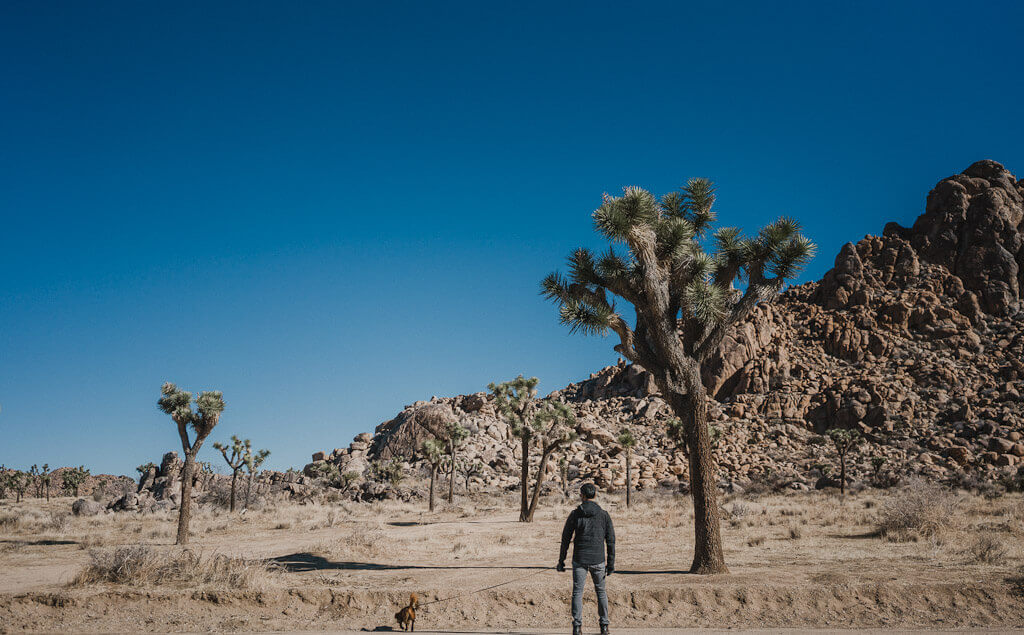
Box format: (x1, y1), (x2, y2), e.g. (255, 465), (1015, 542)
(2, 1), (1022, 476)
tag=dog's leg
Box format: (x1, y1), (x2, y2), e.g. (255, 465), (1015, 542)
(410, 618), (414, 632)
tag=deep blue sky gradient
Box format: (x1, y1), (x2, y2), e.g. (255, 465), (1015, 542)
(2, 1), (1023, 475)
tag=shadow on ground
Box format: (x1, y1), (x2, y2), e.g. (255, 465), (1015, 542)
(270, 552), (693, 576)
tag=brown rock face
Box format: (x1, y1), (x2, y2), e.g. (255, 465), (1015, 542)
(886, 160), (1024, 316)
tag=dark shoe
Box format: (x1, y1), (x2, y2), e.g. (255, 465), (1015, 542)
(600, 625), (610, 635)
(572, 625), (582, 635)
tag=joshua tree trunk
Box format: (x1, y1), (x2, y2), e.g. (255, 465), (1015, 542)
(524, 446), (556, 522)
(429, 464), (438, 512)
(625, 449), (632, 509)
(447, 444), (456, 504)
(839, 453), (847, 496)
(519, 437), (530, 522)
(667, 385), (728, 574)
(229, 469), (238, 512)
(177, 454), (195, 545)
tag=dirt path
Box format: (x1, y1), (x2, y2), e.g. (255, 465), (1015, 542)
(3, 492), (1024, 632)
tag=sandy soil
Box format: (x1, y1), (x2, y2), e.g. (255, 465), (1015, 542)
(1, 488), (1023, 632)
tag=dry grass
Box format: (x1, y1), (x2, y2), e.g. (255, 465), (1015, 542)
(876, 478), (960, 541)
(72, 544), (277, 589)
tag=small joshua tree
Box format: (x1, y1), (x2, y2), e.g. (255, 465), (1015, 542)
(828, 428), (861, 496)
(10, 471), (30, 502)
(213, 435), (251, 512)
(558, 456), (570, 498)
(444, 420), (469, 504)
(618, 427), (637, 508)
(422, 439), (445, 512)
(542, 179), (815, 573)
(490, 376), (578, 522)
(29, 465), (41, 498)
(157, 382), (225, 545)
(40, 464), (51, 501)
(372, 457), (405, 487)
(243, 447), (270, 509)
(62, 466), (90, 497)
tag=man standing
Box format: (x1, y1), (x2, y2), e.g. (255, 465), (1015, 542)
(557, 482), (615, 635)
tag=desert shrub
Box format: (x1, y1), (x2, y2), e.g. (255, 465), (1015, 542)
(876, 478), (959, 541)
(787, 525), (803, 539)
(73, 545), (275, 589)
(747, 535), (766, 547)
(43, 512), (72, 533)
(968, 534), (1009, 564)
(198, 480), (233, 510)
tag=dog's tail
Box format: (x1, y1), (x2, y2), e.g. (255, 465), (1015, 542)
(410, 592), (418, 608)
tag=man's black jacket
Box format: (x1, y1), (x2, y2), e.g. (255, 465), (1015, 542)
(559, 500), (615, 569)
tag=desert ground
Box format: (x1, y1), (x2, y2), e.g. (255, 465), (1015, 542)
(2, 484), (1023, 633)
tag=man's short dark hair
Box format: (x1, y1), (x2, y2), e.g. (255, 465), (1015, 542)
(581, 483), (597, 499)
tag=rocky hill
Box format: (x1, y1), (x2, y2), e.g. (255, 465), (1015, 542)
(308, 160), (1024, 496)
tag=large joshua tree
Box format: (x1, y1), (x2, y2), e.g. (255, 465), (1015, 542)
(542, 180), (815, 573)
(490, 376), (577, 522)
(158, 382), (225, 545)
(213, 435), (251, 512)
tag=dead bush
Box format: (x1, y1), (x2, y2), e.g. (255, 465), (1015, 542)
(876, 479), (959, 541)
(968, 534), (1009, 564)
(72, 545), (275, 589)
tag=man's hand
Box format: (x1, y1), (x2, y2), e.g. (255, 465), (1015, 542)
(606, 565), (614, 575)
(556, 562), (565, 572)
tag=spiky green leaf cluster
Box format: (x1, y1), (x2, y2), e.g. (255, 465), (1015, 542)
(617, 427), (636, 449)
(158, 382), (225, 440)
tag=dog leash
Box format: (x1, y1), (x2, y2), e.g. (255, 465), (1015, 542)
(416, 566), (552, 609)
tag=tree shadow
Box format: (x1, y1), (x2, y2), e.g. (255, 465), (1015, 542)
(826, 530), (880, 540)
(269, 552), (549, 573)
(615, 569), (691, 575)
(0, 538), (78, 546)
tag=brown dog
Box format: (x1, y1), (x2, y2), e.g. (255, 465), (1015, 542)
(395, 593), (418, 631)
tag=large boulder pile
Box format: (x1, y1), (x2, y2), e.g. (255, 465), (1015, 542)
(308, 160), (1024, 495)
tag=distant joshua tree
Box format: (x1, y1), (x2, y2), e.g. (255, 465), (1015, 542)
(443, 421), (469, 504)
(828, 428), (861, 496)
(61, 466), (90, 497)
(421, 438), (445, 512)
(243, 447), (270, 509)
(9, 471), (30, 502)
(558, 456), (569, 498)
(213, 435), (253, 512)
(542, 180), (815, 573)
(490, 376), (577, 522)
(617, 427), (637, 508)
(157, 382), (225, 545)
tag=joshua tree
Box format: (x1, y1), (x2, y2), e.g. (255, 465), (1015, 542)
(542, 180), (815, 573)
(444, 421), (469, 504)
(243, 447), (270, 509)
(828, 428), (861, 496)
(9, 471), (29, 502)
(617, 428), (637, 508)
(61, 466), (90, 497)
(372, 457), (405, 487)
(29, 465), (41, 498)
(422, 438), (445, 512)
(214, 435), (253, 512)
(157, 382), (225, 545)
(490, 376), (578, 522)
(558, 456), (569, 498)
(40, 464), (51, 501)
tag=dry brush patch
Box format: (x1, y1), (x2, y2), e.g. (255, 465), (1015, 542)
(71, 544), (279, 590)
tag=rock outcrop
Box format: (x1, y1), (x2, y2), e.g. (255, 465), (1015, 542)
(311, 161), (1022, 495)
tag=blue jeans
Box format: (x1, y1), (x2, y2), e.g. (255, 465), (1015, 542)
(571, 561), (609, 627)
